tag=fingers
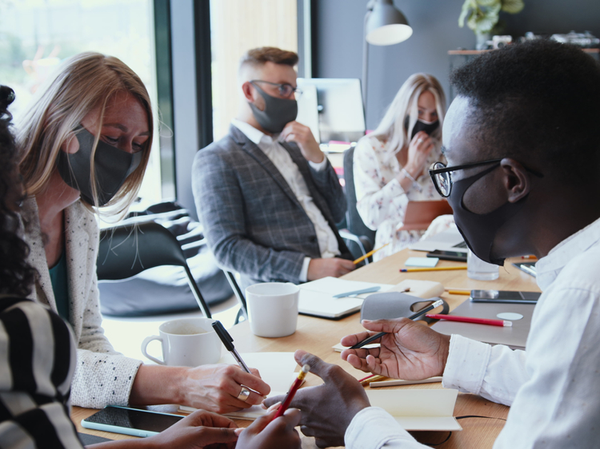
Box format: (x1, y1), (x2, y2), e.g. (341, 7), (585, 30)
(340, 330), (374, 347)
(244, 408), (277, 435)
(196, 426), (240, 446)
(233, 368), (271, 397)
(185, 409), (237, 428)
(293, 350), (337, 382)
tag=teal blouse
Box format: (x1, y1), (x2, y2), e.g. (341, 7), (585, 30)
(48, 251), (70, 322)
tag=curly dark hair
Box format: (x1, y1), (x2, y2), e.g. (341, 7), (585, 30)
(450, 39), (600, 187)
(0, 85), (37, 297)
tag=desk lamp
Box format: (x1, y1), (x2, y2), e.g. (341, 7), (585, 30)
(362, 0), (413, 107)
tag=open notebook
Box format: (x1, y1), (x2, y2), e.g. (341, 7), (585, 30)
(227, 386), (461, 431)
(298, 277), (393, 319)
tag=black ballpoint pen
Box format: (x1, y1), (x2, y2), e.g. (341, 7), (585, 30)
(350, 299), (444, 349)
(212, 320), (251, 373)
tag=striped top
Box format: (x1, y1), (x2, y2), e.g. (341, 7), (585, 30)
(0, 297), (82, 448)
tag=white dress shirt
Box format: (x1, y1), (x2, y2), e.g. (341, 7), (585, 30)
(232, 120), (340, 281)
(345, 217), (600, 448)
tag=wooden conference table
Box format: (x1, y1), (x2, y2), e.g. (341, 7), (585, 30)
(72, 248), (540, 448)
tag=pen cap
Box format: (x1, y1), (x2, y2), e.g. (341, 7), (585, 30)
(360, 293), (449, 322)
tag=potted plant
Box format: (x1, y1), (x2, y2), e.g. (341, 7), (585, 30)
(459, 0), (525, 50)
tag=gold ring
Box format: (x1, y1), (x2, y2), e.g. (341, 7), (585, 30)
(237, 387), (251, 402)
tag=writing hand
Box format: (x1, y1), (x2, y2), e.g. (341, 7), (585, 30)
(340, 318), (450, 380)
(263, 350), (370, 448)
(181, 364), (271, 413)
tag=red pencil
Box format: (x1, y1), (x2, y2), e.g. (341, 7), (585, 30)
(273, 364), (310, 419)
(426, 314), (512, 327)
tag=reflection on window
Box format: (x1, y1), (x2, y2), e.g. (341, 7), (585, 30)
(0, 0), (162, 207)
(209, 0), (298, 140)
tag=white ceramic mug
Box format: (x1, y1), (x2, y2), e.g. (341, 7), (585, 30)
(246, 282), (299, 338)
(141, 318), (221, 367)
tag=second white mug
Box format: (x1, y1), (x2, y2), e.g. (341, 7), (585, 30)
(141, 317), (221, 367)
(246, 282), (299, 338)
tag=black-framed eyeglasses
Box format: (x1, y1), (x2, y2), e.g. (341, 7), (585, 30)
(429, 158), (544, 198)
(250, 80), (301, 98)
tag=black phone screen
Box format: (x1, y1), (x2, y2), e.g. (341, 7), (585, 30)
(425, 250), (468, 262)
(470, 290), (541, 302)
(84, 406), (183, 433)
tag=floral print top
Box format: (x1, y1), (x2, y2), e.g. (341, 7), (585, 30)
(353, 134), (444, 261)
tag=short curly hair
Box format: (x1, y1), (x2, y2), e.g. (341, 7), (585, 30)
(0, 86), (36, 297)
(450, 39), (600, 186)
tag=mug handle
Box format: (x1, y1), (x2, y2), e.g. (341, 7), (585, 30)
(141, 335), (165, 365)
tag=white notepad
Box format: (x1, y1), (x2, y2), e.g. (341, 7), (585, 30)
(366, 388), (462, 431)
(298, 277), (393, 319)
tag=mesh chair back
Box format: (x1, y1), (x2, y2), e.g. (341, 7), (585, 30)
(343, 147), (376, 247)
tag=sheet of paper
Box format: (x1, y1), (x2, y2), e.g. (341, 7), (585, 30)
(332, 342), (379, 353)
(299, 277), (393, 318)
(366, 388), (462, 431)
(405, 257), (439, 267)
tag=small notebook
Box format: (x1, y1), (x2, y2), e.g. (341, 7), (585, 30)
(224, 387), (461, 431)
(366, 388), (461, 431)
(430, 300), (535, 349)
(298, 277), (393, 319)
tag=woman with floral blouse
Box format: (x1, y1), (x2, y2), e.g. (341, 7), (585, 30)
(354, 73), (449, 261)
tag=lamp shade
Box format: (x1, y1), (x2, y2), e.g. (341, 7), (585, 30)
(365, 0), (412, 46)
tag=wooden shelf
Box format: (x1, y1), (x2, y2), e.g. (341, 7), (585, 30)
(449, 47), (599, 55)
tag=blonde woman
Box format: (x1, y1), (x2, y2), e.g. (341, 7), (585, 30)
(353, 73), (448, 261)
(16, 52), (270, 412)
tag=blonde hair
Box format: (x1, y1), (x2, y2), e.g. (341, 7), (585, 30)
(17, 52), (153, 216)
(372, 73), (446, 155)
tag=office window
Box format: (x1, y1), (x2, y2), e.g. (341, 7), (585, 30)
(209, 0), (298, 140)
(0, 0), (162, 206)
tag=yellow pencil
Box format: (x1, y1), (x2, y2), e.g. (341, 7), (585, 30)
(353, 243), (389, 265)
(400, 265), (468, 273)
(445, 289), (471, 295)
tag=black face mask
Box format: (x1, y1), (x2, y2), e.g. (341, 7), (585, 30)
(404, 117), (440, 140)
(447, 163), (527, 266)
(249, 83), (298, 133)
(57, 127), (142, 207)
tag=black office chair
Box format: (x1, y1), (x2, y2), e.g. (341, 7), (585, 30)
(342, 146), (375, 261)
(97, 221), (212, 318)
(224, 271), (248, 325)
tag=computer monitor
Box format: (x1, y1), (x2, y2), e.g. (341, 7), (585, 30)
(296, 78), (366, 144)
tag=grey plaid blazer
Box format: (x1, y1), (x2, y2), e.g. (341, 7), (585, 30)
(192, 125), (350, 288)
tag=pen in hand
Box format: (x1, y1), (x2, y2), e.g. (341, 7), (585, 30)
(350, 299), (444, 349)
(212, 320), (251, 373)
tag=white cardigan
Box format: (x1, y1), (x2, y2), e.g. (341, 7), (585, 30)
(22, 197), (142, 409)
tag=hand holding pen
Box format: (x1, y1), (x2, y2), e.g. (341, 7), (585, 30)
(340, 300), (451, 382)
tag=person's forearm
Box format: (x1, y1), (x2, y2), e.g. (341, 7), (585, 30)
(128, 364), (186, 406)
(87, 436), (158, 449)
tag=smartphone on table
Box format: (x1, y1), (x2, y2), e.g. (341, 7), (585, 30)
(470, 290), (541, 304)
(425, 249), (468, 262)
(81, 405), (183, 438)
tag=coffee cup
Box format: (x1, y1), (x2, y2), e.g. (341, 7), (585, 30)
(245, 282), (299, 338)
(141, 318), (221, 367)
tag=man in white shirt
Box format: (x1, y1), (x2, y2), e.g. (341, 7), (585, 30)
(265, 40), (600, 448)
(192, 47), (355, 289)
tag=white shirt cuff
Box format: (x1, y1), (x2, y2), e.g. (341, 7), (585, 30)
(308, 156), (328, 172)
(345, 407), (424, 449)
(300, 257), (311, 282)
(442, 334), (492, 396)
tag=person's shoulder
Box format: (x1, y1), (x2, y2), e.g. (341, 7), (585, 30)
(555, 245), (600, 293)
(0, 298), (64, 333)
(196, 133), (243, 160)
